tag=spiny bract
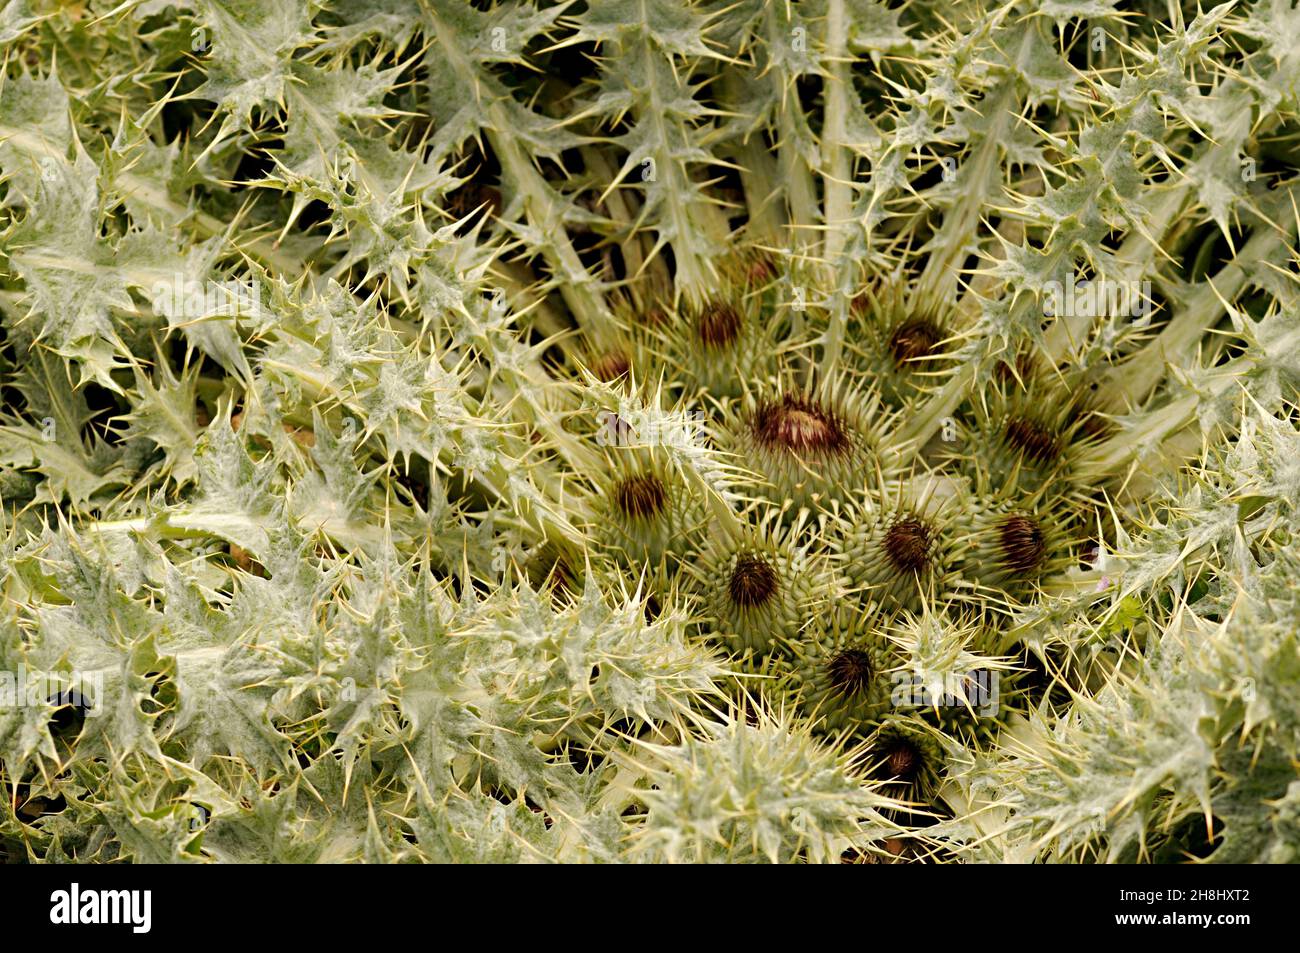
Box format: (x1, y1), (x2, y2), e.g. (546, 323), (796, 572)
(0, 0), (1298, 865)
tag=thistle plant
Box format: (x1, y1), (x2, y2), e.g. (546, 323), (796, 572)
(0, 0), (1298, 866)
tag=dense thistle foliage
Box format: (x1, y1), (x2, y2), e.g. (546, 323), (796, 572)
(0, 0), (1298, 864)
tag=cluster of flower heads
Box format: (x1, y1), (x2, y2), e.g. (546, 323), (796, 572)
(570, 257), (1112, 833)
(2, 0), (1299, 864)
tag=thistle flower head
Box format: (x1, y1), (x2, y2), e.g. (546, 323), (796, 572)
(843, 278), (959, 407)
(727, 551), (781, 609)
(687, 510), (835, 656)
(949, 370), (1110, 504)
(752, 392), (851, 458)
(782, 604), (900, 733)
(589, 348), (632, 383)
(664, 293), (776, 399)
(838, 476), (966, 613)
(595, 450), (704, 567)
(867, 717), (947, 805)
(954, 494), (1077, 614)
(727, 374), (900, 511)
(694, 299), (745, 350)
